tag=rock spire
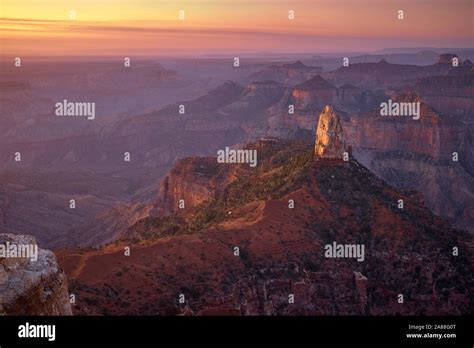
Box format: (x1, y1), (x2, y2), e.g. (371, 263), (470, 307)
(314, 105), (348, 159)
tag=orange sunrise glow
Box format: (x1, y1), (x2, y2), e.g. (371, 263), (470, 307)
(1, 0), (473, 57)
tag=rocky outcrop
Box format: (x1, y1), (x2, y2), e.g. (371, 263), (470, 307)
(0, 233), (72, 315)
(315, 106), (348, 159)
(152, 156), (236, 216)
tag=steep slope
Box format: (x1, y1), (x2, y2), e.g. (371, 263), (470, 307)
(0, 168), (159, 248)
(341, 96), (474, 232)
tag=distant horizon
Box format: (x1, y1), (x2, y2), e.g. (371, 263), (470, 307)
(1, 47), (473, 62)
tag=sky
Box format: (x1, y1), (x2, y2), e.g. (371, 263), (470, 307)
(1, 0), (473, 57)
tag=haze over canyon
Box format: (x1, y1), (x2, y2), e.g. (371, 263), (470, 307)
(1, 45), (473, 315)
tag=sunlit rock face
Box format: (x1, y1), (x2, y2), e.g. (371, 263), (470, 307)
(314, 105), (348, 159)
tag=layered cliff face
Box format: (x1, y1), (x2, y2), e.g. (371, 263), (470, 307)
(0, 233), (72, 315)
(413, 69), (474, 118)
(354, 151), (474, 233)
(341, 97), (474, 232)
(344, 101), (469, 161)
(151, 156), (237, 216)
(262, 76), (385, 141)
(315, 106), (348, 159)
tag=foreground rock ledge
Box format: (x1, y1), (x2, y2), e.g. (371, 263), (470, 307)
(0, 233), (72, 315)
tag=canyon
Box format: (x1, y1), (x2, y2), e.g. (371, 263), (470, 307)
(57, 107), (473, 315)
(1, 51), (473, 315)
(7, 53), (470, 248)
